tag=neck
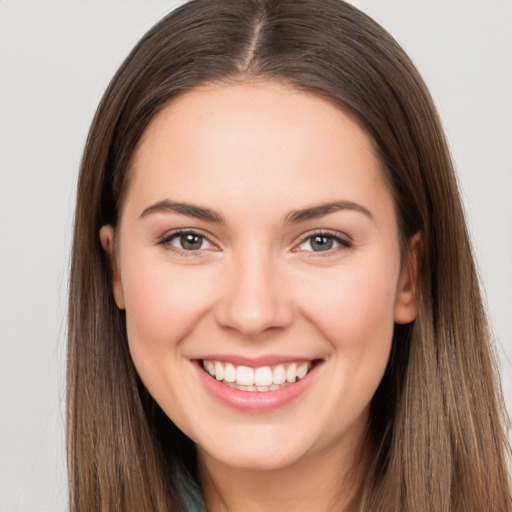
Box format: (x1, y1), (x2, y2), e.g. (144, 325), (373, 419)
(197, 431), (371, 512)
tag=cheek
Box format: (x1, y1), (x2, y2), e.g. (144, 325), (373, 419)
(121, 262), (216, 365)
(120, 261), (221, 428)
(304, 261), (398, 414)
(294, 258), (397, 412)
(296, 260), (398, 348)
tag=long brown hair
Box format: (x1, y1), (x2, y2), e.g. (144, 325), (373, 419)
(67, 0), (512, 510)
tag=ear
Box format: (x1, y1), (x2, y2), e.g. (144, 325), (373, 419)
(99, 225), (125, 309)
(394, 232), (422, 324)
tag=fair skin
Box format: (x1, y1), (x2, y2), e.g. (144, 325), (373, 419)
(101, 81), (420, 512)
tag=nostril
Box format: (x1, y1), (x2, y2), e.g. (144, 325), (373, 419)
(214, 292), (294, 336)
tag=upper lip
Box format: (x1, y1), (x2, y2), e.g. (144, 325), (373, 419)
(194, 354), (319, 367)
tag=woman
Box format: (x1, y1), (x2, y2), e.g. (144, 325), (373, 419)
(67, 0), (512, 510)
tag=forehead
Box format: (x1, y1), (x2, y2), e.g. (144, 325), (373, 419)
(124, 81), (393, 226)
(135, 80), (378, 167)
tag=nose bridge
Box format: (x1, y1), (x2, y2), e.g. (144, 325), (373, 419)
(215, 242), (292, 336)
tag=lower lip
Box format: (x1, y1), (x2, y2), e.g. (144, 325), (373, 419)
(194, 361), (318, 413)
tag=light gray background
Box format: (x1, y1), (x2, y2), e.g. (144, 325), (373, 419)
(1, 1), (511, 510)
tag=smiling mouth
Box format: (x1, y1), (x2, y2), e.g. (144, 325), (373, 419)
(201, 359), (315, 392)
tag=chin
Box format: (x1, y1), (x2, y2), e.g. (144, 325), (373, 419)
(194, 422), (321, 473)
(204, 447), (305, 473)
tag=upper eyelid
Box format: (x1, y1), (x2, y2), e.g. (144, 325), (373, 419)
(296, 229), (352, 244)
(159, 227), (215, 241)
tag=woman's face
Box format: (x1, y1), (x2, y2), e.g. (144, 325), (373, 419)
(101, 82), (418, 472)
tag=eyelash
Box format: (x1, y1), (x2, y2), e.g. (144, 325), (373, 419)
(157, 229), (353, 255)
(158, 229), (218, 256)
(295, 229), (353, 255)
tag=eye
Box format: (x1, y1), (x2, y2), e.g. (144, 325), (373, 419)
(297, 232), (352, 252)
(160, 230), (215, 252)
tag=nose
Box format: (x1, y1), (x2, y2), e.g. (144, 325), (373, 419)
(214, 246), (294, 338)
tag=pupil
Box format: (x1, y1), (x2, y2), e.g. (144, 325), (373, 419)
(312, 236), (332, 251)
(181, 233), (202, 250)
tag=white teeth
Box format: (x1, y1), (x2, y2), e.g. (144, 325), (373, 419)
(203, 360), (313, 389)
(273, 365), (286, 385)
(296, 363), (309, 379)
(214, 361), (224, 381)
(286, 363), (297, 383)
(224, 363), (236, 383)
(254, 366), (273, 386)
(236, 365), (254, 386)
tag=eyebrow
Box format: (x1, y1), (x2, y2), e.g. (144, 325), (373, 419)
(139, 199), (225, 223)
(139, 198), (373, 225)
(284, 200), (374, 224)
